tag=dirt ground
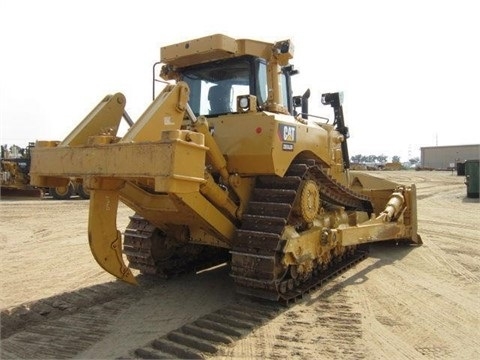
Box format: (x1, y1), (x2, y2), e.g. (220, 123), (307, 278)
(1, 170), (479, 359)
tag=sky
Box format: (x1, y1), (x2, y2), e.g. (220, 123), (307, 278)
(1, 0), (479, 162)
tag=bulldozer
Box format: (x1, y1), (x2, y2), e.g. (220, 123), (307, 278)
(30, 34), (421, 301)
(1, 143), (43, 198)
(1, 143), (90, 200)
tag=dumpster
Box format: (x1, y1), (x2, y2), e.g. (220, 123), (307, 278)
(464, 159), (479, 198)
(456, 161), (465, 176)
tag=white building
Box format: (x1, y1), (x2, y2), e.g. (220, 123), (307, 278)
(420, 144), (480, 170)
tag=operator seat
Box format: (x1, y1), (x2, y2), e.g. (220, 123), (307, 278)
(208, 85), (231, 114)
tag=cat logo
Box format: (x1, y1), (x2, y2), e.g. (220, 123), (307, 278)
(279, 124), (296, 142)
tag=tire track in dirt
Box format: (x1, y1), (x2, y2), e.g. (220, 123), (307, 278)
(352, 241), (480, 359)
(1, 281), (149, 358)
(209, 267), (370, 360)
(1, 271), (282, 360)
(360, 273), (466, 359)
(116, 253), (372, 359)
(124, 299), (281, 359)
(273, 288), (366, 359)
(1, 264), (241, 359)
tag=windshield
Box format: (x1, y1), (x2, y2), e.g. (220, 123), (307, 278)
(181, 56), (267, 116)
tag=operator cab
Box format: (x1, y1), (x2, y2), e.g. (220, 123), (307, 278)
(178, 55), (294, 117)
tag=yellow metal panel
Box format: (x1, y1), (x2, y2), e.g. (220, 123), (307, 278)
(338, 222), (405, 247)
(271, 117), (330, 175)
(161, 34), (238, 67)
(119, 182), (234, 246)
(350, 171), (400, 190)
(236, 39), (272, 60)
(120, 181), (177, 212)
(209, 112), (330, 176)
(160, 35), (280, 68)
(178, 191), (236, 244)
(30, 139), (206, 193)
(209, 113), (275, 174)
(61, 93), (126, 147)
(120, 83), (189, 142)
(349, 172), (403, 214)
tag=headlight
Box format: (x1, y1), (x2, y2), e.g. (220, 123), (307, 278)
(236, 95), (257, 113)
(239, 97), (249, 109)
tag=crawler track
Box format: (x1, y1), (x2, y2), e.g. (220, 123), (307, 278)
(231, 161), (373, 302)
(123, 215), (229, 277)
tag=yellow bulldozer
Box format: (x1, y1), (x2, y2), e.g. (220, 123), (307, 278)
(1, 143), (40, 197)
(30, 34), (421, 301)
(1, 143), (90, 199)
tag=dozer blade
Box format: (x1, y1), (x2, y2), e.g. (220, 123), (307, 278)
(88, 182), (137, 285)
